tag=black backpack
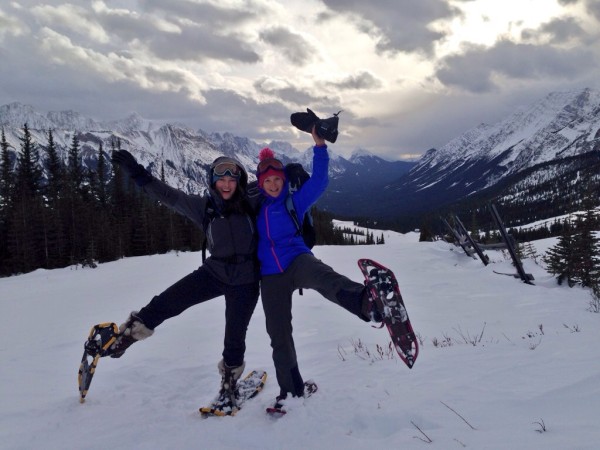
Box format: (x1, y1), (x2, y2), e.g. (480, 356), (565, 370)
(284, 163), (316, 249)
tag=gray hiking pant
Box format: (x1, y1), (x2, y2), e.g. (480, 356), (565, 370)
(260, 253), (369, 397)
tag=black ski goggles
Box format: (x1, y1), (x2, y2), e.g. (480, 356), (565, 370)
(213, 162), (241, 179)
(257, 158), (284, 175)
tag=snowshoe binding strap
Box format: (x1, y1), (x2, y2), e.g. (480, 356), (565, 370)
(84, 322), (119, 357)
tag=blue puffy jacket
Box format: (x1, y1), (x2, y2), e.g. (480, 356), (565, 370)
(257, 145), (329, 275)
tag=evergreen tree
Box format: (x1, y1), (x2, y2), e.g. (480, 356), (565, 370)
(571, 209), (600, 288)
(15, 124), (43, 197)
(0, 128), (13, 211)
(7, 124), (45, 273)
(44, 129), (63, 204)
(108, 138), (132, 259)
(0, 128), (14, 274)
(418, 216), (434, 242)
(95, 142), (108, 206)
(470, 211), (480, 241)
(41, 129), (67, 268)
(63, 132), (91, 266)
(543, 221), (577, 286)
(67, 134), (82, 189)
(521, 242), (539, 263)
(591, 284), (600, 313)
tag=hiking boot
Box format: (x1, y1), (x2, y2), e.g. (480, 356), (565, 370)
(361, 289), (383, 323)
(207, 359), (245, 413)
(218, 359), (245, 394)
(108, 312), (154, 358)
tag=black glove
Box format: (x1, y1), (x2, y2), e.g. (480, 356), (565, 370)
(290, 108), (340, 143)
(290, 108), (320, 134)
(111, 150), (152, 186)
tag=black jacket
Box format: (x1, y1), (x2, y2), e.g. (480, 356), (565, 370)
(142, 176), (258, 286)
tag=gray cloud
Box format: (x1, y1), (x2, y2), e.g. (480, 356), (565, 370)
(139, 0), (262, 25)
(435, 40), (597, 93)
(97, 3), (261, 63)
(28, 1), (261, 63)
(253, 78), (325, 106)
(521, 16), (586, 44)
(148, 26), (260, 63)
(586, 0), (600, 20)
(321, 0), (458, 56)
(327, 71), (383, 90)
(259, 27), (316, 65)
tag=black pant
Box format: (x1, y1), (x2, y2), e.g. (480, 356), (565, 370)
(261, 253), (368, 396)
(137, 265), (259, 367)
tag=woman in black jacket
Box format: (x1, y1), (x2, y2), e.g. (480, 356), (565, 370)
(109, 150), (259, 403)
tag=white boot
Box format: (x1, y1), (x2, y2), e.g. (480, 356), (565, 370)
(109, 312), (154, 358)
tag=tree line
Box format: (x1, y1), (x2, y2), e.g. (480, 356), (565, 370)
(0, 125), (376, 277)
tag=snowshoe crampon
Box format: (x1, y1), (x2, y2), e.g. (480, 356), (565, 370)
(78, 322), (119, 403)
(358, 258), (419, 368)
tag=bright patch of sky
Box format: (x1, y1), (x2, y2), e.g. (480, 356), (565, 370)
(438, 0), (566, 53)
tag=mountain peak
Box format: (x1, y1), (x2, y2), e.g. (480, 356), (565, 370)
(350, 148), (374, 159)
(0, 102), (50, 129)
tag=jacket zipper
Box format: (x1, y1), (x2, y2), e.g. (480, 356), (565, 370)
(264, 204), (284, 272)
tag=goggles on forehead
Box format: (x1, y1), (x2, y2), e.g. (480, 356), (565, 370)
(213, 162), (241, 179)
(257, 158), (284, 175)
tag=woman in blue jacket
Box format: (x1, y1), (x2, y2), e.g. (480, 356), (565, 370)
(256, 128), (382, 411)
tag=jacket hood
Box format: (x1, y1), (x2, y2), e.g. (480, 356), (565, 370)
(209, 156), (249, 189)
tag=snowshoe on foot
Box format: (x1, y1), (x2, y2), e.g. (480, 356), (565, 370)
(358, 258), (419, 368)
(200, 368), (267, 417)
(265, 380), (318, 416)
(200, 360), (244, 416)
(78, 322), (119, 403)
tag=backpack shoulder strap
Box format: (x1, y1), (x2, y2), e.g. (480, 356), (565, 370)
(201, 198), (218, 262)
(285, 193), (306, 296)
(285, 194), (302, 236)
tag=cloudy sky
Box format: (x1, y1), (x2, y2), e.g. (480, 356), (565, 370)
(1, 0), (599, 160)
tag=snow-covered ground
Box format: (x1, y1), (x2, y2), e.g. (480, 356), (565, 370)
(1, 227), (599, 449)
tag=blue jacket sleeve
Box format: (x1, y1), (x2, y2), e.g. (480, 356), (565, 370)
(292, 145), (329, 218)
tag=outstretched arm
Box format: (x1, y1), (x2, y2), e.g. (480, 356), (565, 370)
(111, 150), (207, 227)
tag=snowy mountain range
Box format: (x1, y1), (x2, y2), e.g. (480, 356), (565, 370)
(0, 102), (413, 200)
(374, 88), (600, 221)
(2, 87), (599, 224)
